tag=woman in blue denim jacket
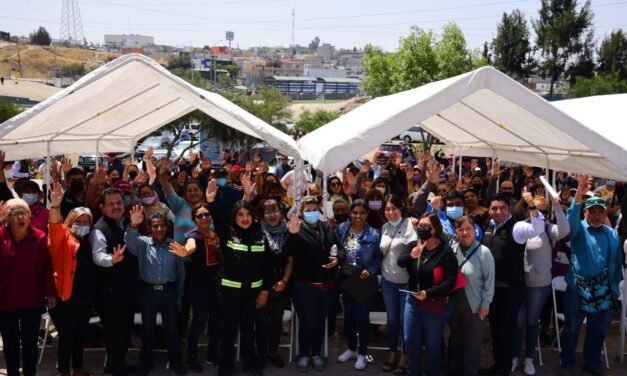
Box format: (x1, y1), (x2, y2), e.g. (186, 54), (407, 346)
(335, 199), (382, 370)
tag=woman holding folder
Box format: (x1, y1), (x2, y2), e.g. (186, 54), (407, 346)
(335, 199), (382, 370)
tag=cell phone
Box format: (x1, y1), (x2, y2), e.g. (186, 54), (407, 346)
(398, 289), (417, 294)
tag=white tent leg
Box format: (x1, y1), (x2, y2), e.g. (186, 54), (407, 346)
(45, 142), (51, 207)
(620, 267), (627, 363)
(293, 159), (304, 213)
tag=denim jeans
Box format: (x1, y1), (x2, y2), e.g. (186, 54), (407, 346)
(560, 286), (612, 370)
(187, 282), (220, 361)
(342, 289), (370, 355)
(404, 296), (447, 376)
(139, 282), (182, 370)
(380, 277), (407, 353)
(514, 285), (551, 358)
(292, 282), (332, 357)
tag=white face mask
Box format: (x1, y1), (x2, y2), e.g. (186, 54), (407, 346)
(71, 224), (91, 237)
(4, 169), (12, 181)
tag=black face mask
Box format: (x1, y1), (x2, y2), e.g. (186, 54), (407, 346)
(334, 214), (349, 224)
(70, 181), (85, 194)
(501, 192), (513, 200)
(417, 224), (433, 241)
(128, 171), (138, 181)
(110, 177), (120, 183)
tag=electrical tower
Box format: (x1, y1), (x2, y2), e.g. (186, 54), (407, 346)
(290, 8), (295, 47)
(60, 0), (85, 45)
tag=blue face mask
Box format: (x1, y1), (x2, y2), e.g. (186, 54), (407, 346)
(303, 211), (319, 224)
(389, 218), (402, 227)
(22, 193), (39, 206)
(446, 206), (464, 220)
(216, 178), (227, 187)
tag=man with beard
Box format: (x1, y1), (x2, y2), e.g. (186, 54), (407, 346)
(90, 188), (138, 376)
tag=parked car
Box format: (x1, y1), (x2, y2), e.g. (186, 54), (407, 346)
(171, 140), (202, 161)
(375, 141), (416, 165)
(395, 126), (444, 144)
(135, 134), (172, 160)
(78, 152), (129, 172)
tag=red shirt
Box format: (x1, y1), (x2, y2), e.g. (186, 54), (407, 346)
(0, 225), (56, 310)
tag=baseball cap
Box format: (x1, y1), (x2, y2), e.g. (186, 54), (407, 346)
(584, 196), (607, 210)
(231, 165), (243, 172)
(111, 180), (132, 194)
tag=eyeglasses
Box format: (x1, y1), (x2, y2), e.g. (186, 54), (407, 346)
(330, 182), (342, 187)
(264, 210), (281, 216)
(384, 207), (399, 212)
(9, 210), (29, 218)
(195, 213), (211, 220)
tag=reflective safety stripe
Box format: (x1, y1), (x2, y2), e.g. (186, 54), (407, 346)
(226, 241), (248, 252)
(221, 279), (241, 288)
(250, 245), (265, 252)
(221, 279), (264, 289)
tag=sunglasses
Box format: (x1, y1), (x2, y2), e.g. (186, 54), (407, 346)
(330, 182), (342, 187)
(195, 213), (211, 220)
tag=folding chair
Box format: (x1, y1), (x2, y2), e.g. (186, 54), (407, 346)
(367, 311), (390, 351)
(37, 312), (52, 365)
(551, 276), (609, 369)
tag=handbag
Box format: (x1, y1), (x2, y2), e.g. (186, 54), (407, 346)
(574, 268), (613, 313)
(433, 243), (481, 292)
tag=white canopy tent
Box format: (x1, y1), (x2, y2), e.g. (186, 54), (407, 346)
(297, 66), (627, 180)
(0, 53), (300, 160)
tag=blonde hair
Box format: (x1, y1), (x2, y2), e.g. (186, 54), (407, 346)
(64, 207), (93, 229)
(301, 195), (319, 212)
(6, 198), (30, 215)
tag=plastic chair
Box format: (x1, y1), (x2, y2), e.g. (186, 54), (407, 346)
(551, 276), (609, 369)
(37, 312), (52, 365)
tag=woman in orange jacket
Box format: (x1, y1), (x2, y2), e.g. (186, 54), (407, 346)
(48, 182), (96, 376)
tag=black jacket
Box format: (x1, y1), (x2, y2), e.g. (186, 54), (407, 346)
(398, 240), (458, 298)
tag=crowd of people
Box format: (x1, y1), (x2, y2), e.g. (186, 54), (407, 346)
(0, 144), (625, 376)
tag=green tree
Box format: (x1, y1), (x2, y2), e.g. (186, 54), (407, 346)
(296, 109), (340, 132)
(532, 0), (594, 95)
(597, 29), (627, 79)
(309, 36), (321, 51)
(362, 44), (396, 97)
(482, 41), (491, 64)
(0, 101), (23, 123)
(567, 31), (595, 84)
(435, 23), (471, 79)
(569, 73), (627, 97)
(492, 10), (532, 79)
(167, 54), (192, 70)
(29, 26), (51, 45)
(61, 63), (85, 78)
(394, 27), (439, 91)
(218, 74), (232, 88)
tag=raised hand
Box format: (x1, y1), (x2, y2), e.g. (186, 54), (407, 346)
(427, 160), (442, 184)
(200, 155), (212, 170)
(50, 181), (64, 207)
(344, 168), (356, 187)
(144, 146), (154, 161)
(129, 205), (144, 227)
(359, 161), (370, 175)
(61, 157), (72, 176)
(245, 161), (253, 173)
(322, 256), (338, 269)
(0, 201), (8, 223)
(133, 172), (149, 186)
(169, 241), (188, 257)
(111, 244), (126, 265)
(205, 179), (217, 203)
(431, 195), (443, 210)
(241, 174), (255, 197)
(125, 157), (132, 167)
(92, 166), (107, 186)
(411, 241), (425, 259)
(288, 214), (300, 234)
(521, 186), (534, 207)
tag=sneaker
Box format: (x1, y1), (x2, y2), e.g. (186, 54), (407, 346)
(297, 356), (309, 372)
(311, 356), (325, 371)
(511, 358), (519, 373)
(354, 355), (367, 370)
(337, 349), (357, 363)
(523, 358), (535, 375)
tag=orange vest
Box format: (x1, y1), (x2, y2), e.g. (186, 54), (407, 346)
(48, 223), (80, 301)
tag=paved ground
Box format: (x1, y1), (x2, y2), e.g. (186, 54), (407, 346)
(2, 316), (627, 376)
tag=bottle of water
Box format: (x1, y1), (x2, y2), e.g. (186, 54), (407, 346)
(330, 244), (338, 257)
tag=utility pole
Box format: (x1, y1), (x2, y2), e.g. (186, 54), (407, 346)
(16, 40), (22, 79)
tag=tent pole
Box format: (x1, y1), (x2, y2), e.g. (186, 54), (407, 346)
(458, 154), (463, 181)
(322, 171), (328, 218)
(293, 158), (304, 214)
(96, 142), (100, 170)
(45, 142), (51, 207)
(620, 267), (627, 363)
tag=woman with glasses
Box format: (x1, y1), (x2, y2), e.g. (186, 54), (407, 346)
(379, 194), (417, 374)
(255, 198), (293, 369)
(327, 176), (351, 205)
(168, 202), (223, 371)
(336, 199), (381, 370)
(286, 195), (344, 372)
(0, 198), (56, 376)
(48, 182), (96, 376)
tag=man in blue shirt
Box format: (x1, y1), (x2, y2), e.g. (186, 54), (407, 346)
(560, 175), (623, 376)
(125, 206), (186, 376)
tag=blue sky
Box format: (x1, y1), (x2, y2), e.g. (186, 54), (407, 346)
(2, 0), (626, 51)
